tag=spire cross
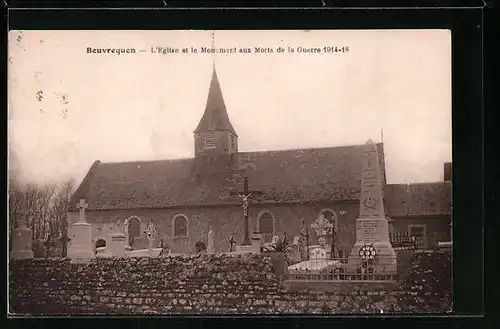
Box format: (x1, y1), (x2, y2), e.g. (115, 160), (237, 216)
(229, 177), (263, 246)
(211, 30), (216, 67)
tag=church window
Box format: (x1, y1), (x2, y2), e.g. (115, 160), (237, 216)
(173, 215), (188, 237)
(319, 209), (337, 231)
(205, 133), (216, 149)
(127, 217), (141, 238)
(258, 211), (275, 243)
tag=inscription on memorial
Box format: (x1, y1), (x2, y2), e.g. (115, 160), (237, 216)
(357, 220), (381, 244)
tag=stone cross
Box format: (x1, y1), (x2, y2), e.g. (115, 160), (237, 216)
(230, 177), (263, 246)
(145, 221), (157, 257)
(17, 209), (28, 229)
(310, 213), (334, 237)
(76, 198), (88, 223)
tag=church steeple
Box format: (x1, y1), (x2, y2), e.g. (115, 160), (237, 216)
(194, 66), (237, 135)
(194, 66), (238, 168)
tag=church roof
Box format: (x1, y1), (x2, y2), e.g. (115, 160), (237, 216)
(384, 181), (452, 217)
(194, 66), (237, 135)
(68, 143), (387, 211)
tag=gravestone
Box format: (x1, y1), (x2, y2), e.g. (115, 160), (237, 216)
(207, 226), (215, 254)
(10, 211), (34, 260)
(109, 220), (129, 258)
(251, 232), (262, 253)
(271, 235), (280, 245)
(67, 199), (93, 263)
(347, 139), (397, 274)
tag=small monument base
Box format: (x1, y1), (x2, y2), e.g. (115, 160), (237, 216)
(345, 217), (397, 274)
(68, 245), (94, 263)
(110, 233), (128, 258)
(235, 245), (254, 254)
(346, 242), (397, 274)
(10, 249), (34, 260)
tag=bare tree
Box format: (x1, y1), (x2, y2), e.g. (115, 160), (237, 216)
(23, 182), (56, 240)
(8, 176), (24, 251)
(51, 178), (76, 256)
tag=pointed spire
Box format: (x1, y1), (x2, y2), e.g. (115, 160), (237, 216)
(194, 66), (237, 135)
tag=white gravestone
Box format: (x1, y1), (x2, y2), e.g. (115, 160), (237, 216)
(271, 235), (280, 245)
(251, 232), (262, 254)
(207, 226), (215, 254)
(67, 198), (93, 263)
(347, 140), (397, 274)
(10, 211), (34, 260)
(109, 220), (128, 258)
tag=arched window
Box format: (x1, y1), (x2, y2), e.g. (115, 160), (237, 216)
(258, 211), (275, 243)
(173, 215), (188, 237)
(320, 209), (337, 231)
(258, 211), (274, 234)
(127, 217), (141, 238)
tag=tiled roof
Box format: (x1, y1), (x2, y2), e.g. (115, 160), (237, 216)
(69, 143), (386, 211)
(385, 182), (452, 217)
(193, 66), (236, 135)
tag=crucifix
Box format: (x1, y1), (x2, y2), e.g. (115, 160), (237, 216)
(76, 198), (88, 223)
(229, 177), (263, 246)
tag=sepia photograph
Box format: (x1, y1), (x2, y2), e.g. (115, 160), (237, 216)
(8, 29), (452, 315)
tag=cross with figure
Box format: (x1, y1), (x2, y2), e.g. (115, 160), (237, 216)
(229, 177), (263, 246)
(76, 198), (88, 223)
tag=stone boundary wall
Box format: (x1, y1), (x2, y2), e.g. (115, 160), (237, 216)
(9, 252), (451, 315)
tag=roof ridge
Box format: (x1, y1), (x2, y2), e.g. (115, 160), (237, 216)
(101, 157), (194, 165)
(239, 143), (377, 154)
(387, 181), (451, 186)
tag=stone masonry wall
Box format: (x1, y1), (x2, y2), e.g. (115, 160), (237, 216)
(9, 252), (451, 315)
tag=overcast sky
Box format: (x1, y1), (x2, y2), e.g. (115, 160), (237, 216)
(8, 30), (451, 185)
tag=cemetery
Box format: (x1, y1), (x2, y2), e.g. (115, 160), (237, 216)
(8, 139), (452, 314)
(8, 65), (453, 315)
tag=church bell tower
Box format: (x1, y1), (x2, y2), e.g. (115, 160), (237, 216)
(194, 65), (238, 174)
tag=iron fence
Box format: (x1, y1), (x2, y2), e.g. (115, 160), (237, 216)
(390, 232), (424, 250)
(286, 257), (397, 281)
(286, 271), (397, 281)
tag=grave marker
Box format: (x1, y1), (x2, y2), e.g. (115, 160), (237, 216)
(67, 198), (93, 263)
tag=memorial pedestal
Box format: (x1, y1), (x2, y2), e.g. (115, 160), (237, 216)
(346, 218), (397, 274)
(67, 222), (93, 263)
(10, 227), (34, 260)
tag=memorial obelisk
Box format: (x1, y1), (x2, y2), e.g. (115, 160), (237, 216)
(346, 139), (397, 274)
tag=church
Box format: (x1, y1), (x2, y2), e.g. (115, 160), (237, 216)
(67, 66), (452, 256)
